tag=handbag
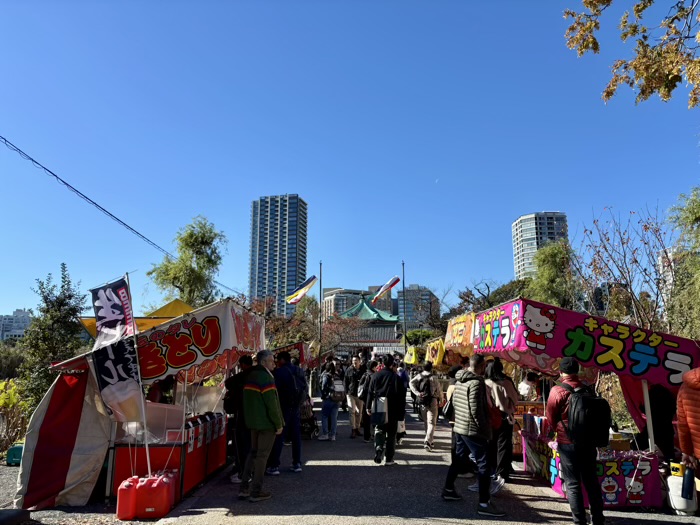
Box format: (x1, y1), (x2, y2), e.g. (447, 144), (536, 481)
(371, 396), (389, 426)
(489, 402), (503, 430)
(397, 420), (406, 433)
(442, 396), (454, 421)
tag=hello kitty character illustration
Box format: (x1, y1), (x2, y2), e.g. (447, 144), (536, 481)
(601, 476), (620, 505)
(625, 475), (645, 505)
(523, 304), (556, 351)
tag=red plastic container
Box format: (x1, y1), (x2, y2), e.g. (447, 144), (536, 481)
(116, 476), (139, 521)
(134, 475), (171, 519)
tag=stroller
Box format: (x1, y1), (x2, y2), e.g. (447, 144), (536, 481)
(300, 398), (320, 439)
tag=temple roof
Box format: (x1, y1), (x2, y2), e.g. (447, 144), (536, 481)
(338, 297), (398, 322)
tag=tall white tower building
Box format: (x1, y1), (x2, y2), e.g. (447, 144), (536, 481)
(512, 212), (568, 280)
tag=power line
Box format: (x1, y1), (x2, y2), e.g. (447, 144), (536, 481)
(0, 134), (245, 299)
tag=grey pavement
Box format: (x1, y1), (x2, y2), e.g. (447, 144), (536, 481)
(159, 400), (696, 525)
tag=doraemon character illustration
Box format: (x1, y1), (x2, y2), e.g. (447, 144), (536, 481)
(601, 476), (620, 505)
(625, 476), (645, 505)
(523, 304), (556, 351)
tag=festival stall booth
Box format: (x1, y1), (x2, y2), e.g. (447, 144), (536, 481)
(15, 298), (264, 515)
(472, 298), (700, 509)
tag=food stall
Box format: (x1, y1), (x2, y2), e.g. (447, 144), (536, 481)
(472, 298), (700, 509)
(15, 297), (264, 513)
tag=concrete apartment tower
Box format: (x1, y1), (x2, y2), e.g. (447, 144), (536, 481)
(512, 212), (568, 280)
(249, 194), (308, 317)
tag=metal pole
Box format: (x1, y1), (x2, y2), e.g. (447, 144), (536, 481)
(318, 261), (323, 376)
(641, 379), (656, 452)
(402, 261), (408, 356)
(125, 272), (152, 478)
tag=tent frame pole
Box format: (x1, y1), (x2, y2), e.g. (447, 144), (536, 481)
(641, 379), (655, 452)
(126, 273), (152, 477)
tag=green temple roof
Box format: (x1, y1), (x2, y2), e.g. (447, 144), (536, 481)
(338, 297), (399, 322)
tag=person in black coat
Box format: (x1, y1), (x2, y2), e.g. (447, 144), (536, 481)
(366, 354), (406, 465)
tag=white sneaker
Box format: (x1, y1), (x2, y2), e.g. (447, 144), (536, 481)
(317, 434), (330, 441)
(330, 435), (336, 441)
(230, 474), (243, 484)
(468, 477), (504, 495)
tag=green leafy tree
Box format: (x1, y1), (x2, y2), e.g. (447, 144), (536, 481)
(667, 187), (700, 339)
(148, 216), (227, 308)
(17, 264), (88, 412)
(405, 329), (434, 346)
(526, 240), (581, 310)
(0, 341), (25, 379)
(565, 1), (700, 107)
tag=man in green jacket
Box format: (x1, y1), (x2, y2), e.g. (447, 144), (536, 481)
(239, 350), (284, 502)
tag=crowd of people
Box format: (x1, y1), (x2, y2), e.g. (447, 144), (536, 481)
(221, 348), (700, 523)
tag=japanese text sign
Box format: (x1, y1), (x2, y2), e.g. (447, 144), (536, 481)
(475, 299), (700, 388)
(137, 300), (264, 385)
(90, 277), (135, 349)
(92, 338), (144, 422)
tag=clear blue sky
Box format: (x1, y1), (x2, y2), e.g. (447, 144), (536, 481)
(1, 1), (696, 315)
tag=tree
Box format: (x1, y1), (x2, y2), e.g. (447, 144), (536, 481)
(405, 329), (434, 346)
(572, 208), (672, 330)
(451, 278), (531, 315)
(526, 240), (581, 310)
(148, 216), (227, 308)
(565, 1), (700, 107)
(17, 263), (88, 412)
(0, 341), (25, 379)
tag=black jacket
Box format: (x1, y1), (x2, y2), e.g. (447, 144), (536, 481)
(367, 368), (406, 423)
(224, 367), (252, 418)
(344, 366), (363, 397)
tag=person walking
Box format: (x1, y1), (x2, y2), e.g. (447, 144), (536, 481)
(367, 355), (406, 466)
(318, 362), (340, 441)
(485, 358), (518, 482)
(344, 355), (364, 438)
(442, 354), (505, 518)
(266, 351), (307, 475)
(223, 355), (253, 484)
(409, 361), (443, 451)
(546, 357), (605, 525)
(239, 350), (284, 503)
(360, 360), (378, 443)
(677, 366), (700, 471)
(445, 364), (474, 479)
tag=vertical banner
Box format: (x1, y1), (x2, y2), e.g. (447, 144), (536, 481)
(92, 338), (145, 422)
(90, 277), (135, 349)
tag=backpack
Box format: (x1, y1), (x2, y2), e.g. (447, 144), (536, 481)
(418, 375), (433, 406)
(331, 377), (345, 403)
(357, 372), (370, 400)
(561, 384), (611, 447)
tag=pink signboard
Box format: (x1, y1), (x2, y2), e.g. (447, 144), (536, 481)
(522, 434), (662, 508)
(474, 299), (700, 389)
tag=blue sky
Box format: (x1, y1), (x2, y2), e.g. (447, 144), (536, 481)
(1, 1), (697, 315)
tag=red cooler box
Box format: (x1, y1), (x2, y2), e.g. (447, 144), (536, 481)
(182, 417), (206, 495)
(206, 413), (227, 475)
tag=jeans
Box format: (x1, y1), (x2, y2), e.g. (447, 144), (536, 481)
(347, 395), (364, 430)
(558, 443), (605, 525)
(241, 429), (276, 495)
(445, 433), (491, 504)
(421, 400), (438, 446)
(488, 416), (513, 479)
(374, 420), (398, 461)
(450, 428), (474, 474)
(321, 398), (339, 437)
(269, 407), (301, 468)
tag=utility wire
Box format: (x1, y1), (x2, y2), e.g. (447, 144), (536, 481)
(0, 134), (245, 300)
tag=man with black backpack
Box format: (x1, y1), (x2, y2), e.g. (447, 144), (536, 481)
(409, 362), (443, 451)
(546, 357), (608, 525)
(266, 351), (308, 475)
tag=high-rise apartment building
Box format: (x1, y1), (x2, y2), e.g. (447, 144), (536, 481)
(248, 194), (308, 317)
(0, 309), (31, 341)
(397, 285), (440, 332)
(512, 212), (568, 280)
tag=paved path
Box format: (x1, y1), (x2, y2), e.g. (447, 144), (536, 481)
(159, 401), (695, 525)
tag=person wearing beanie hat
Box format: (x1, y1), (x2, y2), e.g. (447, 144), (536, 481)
(546, 358), (605, 525)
